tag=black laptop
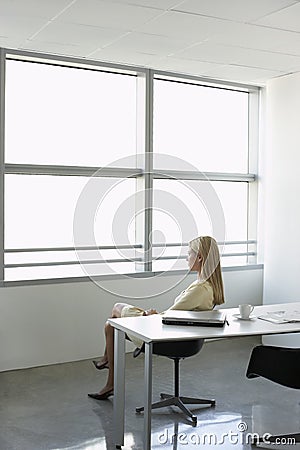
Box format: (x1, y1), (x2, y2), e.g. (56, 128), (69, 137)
(162, 310), (227, 327)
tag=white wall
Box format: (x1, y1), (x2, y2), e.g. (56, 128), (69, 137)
(262, 72), (300, 347)
(0, 268), (263, 372)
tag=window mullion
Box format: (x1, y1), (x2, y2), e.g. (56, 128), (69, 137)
(135, 69), (153, 272)
(145, 69), (154, 272)
(0, 48), (6, 283)
(247, 89), (260, 264)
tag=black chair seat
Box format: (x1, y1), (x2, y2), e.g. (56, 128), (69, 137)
(153, 339), (204, 358)
(134, 339), (215, 424)
(246, 345), (300, 389)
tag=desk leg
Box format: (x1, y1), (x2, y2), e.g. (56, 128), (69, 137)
(113, 329), (125, 449)
(144, 342), (153, 450)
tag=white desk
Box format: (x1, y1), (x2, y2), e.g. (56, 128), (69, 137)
(108, 302), (300, 450)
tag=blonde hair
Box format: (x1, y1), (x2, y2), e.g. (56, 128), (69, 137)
(189, 236), (224, 305)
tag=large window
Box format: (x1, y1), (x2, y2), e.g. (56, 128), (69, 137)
(153, 79), (249, 173)
(0, 50), (259, 283)
(5, 60), (137, 167)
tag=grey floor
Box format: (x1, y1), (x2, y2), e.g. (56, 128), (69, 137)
(1, 336), (299, 450)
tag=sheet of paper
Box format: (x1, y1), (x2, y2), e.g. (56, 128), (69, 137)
(258, 310), (300, 324)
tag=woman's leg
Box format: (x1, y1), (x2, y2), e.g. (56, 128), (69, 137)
(96, 303), (129, 367)
(94, 303), (129, 393)
(97, 321), (115, 394)
(91, 303), (150, 397)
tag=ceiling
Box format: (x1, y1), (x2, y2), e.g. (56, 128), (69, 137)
(1, 0), (300, 85)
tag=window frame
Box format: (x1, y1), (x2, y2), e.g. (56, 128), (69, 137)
(0, 47), (260, 286)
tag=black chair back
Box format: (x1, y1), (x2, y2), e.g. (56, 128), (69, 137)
(246, 345), (300, 389)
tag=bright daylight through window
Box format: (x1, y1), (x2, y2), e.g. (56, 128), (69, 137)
(0, 50), (258, 283)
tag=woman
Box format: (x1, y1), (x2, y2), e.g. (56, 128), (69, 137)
(88, 236), (224, 400)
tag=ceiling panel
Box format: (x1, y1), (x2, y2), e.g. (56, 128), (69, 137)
(273, 33), (300, 55)
(96, 32), (194, 57)
(151, 56), (224, 76)
(175, 42), (233, 65)
(21, 41), (88, 58)
(172, 0), (298, 23)
(0, 16), (47, 40)
(57, 0), (163, 30)
(91, 47), (160, 66)
(0, 36), (24, 49)
(29, 22), (127, 52)
(136, 10), (232, 41)
(175, 41), (300, 71)
(255, 2), (300, 32)
(206, 64), (284, 83)
(108, 0), (184, 9)
(0, 0), (73, 19)
(209, 21), (300, 54)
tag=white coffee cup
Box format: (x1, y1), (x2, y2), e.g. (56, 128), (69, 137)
(239, 304), (254, 319)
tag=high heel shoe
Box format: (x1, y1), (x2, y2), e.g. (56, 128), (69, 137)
(88, 389), (114, 400)
(92, 360), (109, 370)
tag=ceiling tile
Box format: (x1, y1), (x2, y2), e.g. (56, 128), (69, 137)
(91, 47), (160, 66)
(172, 0), (298, 23)
(176, 42), (233, 65)
(108, 0), (183, 9)
(227, 45), (300, 71)
(136, 10), (232, 41)
(175, 41), (300, 71)
(0, 36), (23, 49)
(273, 33), (300, 55)
(0, 16), (48, 40)
(96, 32), (193, 57)
(0, 0), (73, 19)
(209, 21), (300, 54)
(30, 22), (127, 50)
(57, 0), (163, 30)
(255, 2), (300, 32)
(206, 64), (284, 83)
(151, 56), (224, 76)
(20, 41), (87, 58)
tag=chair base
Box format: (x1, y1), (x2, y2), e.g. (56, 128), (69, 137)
(136, 392), (215, 424)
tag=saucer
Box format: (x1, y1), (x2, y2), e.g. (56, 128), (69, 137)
(233, 313), (256, 321)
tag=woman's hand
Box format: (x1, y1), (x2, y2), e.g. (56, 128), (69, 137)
(143, 308), (158, 316)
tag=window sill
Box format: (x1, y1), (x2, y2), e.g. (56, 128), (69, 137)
(0, 264), (263, 287)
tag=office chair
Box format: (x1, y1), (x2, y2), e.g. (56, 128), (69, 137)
(246, 345), (300, 444)
(134, 339), (215, 424)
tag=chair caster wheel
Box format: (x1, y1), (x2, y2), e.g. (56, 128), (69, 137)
(192, 415), (197, 424)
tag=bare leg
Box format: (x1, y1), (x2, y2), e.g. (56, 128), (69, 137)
(97, 321), (115, 395)
(96, 303), (129, 367)
(95, 303), (130, 394)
